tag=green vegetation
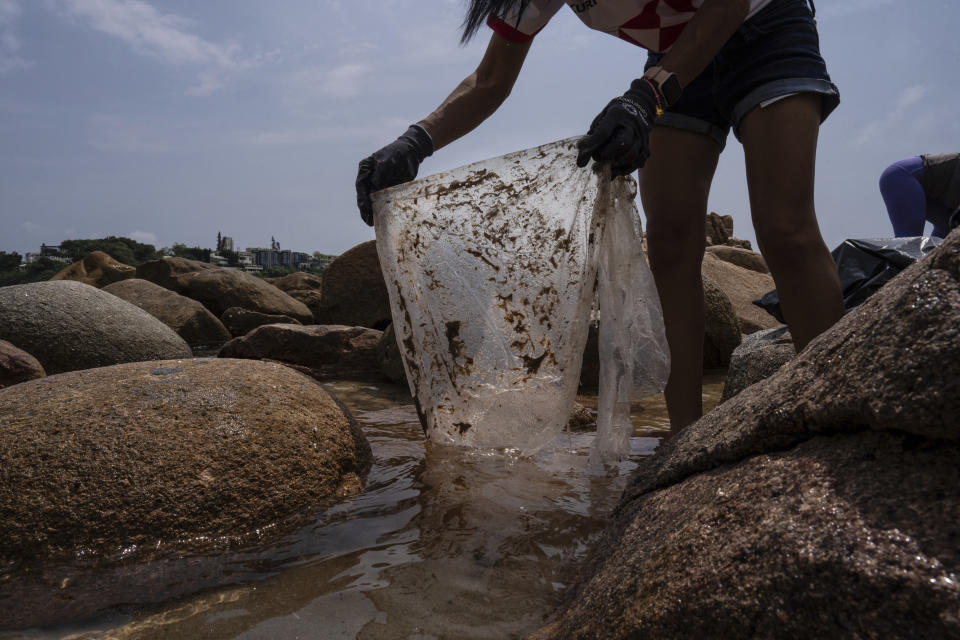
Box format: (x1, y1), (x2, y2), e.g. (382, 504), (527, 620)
(168, 243), (211, 263)
(0, 251), (21, 272)
(0, 257), (63, 287)
(219, 249), (240, 267)
(60, 236), (161, 265)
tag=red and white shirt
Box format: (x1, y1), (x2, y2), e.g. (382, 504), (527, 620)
(488, 0), (774, 52)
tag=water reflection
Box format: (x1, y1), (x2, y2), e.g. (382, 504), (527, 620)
(4, 374), (725, 640)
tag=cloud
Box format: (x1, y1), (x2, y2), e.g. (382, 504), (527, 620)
(87, 113), (178, 152)
(820, 0), (895, 18)
(0, 0), (30, 73)
(282, 62), (374, 108)
(128, 229), (159, 246)
(236, 116), (411, 148)
(49, 0), (258, 93)
(854, 85), (928, 146)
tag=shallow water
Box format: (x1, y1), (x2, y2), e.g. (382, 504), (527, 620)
(4, 373), (725, 640)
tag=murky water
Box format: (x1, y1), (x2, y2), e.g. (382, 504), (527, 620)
(3, 373), (725, 640)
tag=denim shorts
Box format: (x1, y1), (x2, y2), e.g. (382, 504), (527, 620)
(645, 0), (840, 150)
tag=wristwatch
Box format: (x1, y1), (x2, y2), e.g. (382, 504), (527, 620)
(643, 66), (682, 108)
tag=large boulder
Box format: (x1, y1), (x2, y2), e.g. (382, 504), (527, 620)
(702, 252), (782, 335)
(220, 306), (302, 337)
(315, 241), (392, 329)
(219, 324), (384, 381)
(50, 251), (136, 287)
(135, 256), (217, 289)
(136, 258), (313, 324)
(534, 229), (960, 639)
(704, 212), (734, 246)
(266, 272), (325, 319)
(265, 271), (323, 293)
(720, 327), (795, 402)
(0, 339), (45, 388)
(0, 281), (192, 374)
(103, 278), (232, 349)
(702, 274), (741, 369)
(287, 288), (324, 321)
(0, 358), (371, 628)
(704, 245), (769, 274)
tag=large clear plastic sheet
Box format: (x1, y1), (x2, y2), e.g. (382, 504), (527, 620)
(373, 137), (668, 460)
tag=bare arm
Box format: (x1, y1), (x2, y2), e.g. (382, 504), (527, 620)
(658, 0), (750, 87)
(418, 33), (533, 151)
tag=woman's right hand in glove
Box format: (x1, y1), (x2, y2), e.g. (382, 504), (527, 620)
(355, 124), (434, 226)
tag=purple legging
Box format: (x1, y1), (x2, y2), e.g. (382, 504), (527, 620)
(879, 157), (951, 237)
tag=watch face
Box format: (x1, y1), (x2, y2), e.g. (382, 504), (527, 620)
(661, 74), (682, 106)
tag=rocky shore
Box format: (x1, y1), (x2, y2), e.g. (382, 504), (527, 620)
(2, 222), (954, 636)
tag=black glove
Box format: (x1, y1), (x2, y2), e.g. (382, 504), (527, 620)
(576, 78), (660, 177)
(356, 124), (434, 226)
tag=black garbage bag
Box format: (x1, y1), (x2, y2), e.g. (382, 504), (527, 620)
(754, 236), (943, 323)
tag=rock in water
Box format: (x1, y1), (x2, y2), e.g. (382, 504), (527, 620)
(50, 250), (136, 287)
(220, 306), (302, 337)
(219, 323), (383, 382)
(0, 357), (370, 563)
(103, 278), (232, 348)
(0, 281), (192, 374)
(534, 229), (960, 639)
(0, 358), (371, 626)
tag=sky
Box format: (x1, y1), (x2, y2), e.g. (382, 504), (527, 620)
(1, 0), (959, 258)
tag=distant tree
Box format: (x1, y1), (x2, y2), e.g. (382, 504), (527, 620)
(60, 236), (160, 266)
(257, 266), (296, 278)
(219, 249), (240, 267)
(0, 257), (62, 286)
(0, 251), (22, 272)
(217, 231), (222, 251)
(169, 243), (211, 263)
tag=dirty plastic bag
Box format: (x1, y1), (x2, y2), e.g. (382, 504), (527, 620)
(591, 183), (671, 465)
(373, 137), (668, 458)
(754, 236), (943, 322)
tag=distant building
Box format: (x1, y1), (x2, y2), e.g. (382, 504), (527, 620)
(24, 244), (70, 265)
(246, 247), (311, 270)
(220, 236), (234, 252)
(40, 243), (62, 257)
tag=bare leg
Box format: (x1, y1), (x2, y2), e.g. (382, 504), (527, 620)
(640, 127), (721, 430)
(740, 94), (844, 351)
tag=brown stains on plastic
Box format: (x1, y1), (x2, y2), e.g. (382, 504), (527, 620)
(522, 353), (546, 374)
(445, 320), (474, 377)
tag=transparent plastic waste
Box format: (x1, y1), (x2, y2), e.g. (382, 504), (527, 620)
(373, 137), (669, 460)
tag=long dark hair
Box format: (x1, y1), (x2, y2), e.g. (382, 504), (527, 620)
(461, 0), (530, 44)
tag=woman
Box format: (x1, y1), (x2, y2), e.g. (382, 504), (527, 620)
(879, 153), (960, 239)
(356, 0), (844, 430)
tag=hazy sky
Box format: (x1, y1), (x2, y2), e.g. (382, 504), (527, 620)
(1, 0), (958, 257)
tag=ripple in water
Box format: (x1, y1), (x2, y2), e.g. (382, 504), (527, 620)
(4, 374), (725, 640)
